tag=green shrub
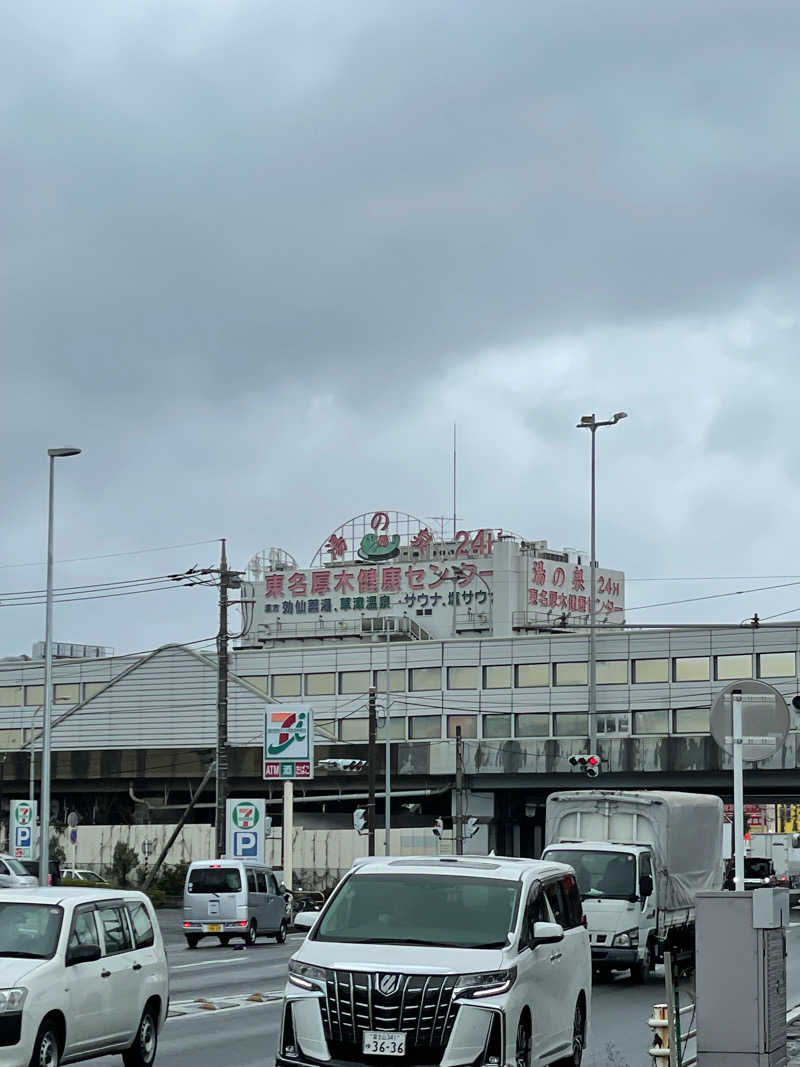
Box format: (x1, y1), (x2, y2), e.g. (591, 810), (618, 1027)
(111, 842), (140, 888)
(155, 861), (189, 896)
(144, 887), (166, 909)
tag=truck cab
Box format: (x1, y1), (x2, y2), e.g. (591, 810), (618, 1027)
(541, 841), (656, 981)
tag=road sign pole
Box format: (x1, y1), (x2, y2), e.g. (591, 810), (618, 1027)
(733, 692), (745, 892)
(283, 780), (293, 892)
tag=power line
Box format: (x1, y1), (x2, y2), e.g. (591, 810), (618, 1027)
(0, 538), (222, 570)
(626, 578), (800, 612)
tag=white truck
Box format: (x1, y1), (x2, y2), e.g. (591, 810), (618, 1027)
(542, 789), (723, 980)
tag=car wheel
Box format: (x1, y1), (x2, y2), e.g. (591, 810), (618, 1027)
(185, 934), (200, 949)
(123, 1004), (158, 1067)
(514, 1015), (531, 1067)
(554, 998), (586, 1067)
(275, 920), (287, 944)
(30, 1019), (61, 1067)
(245, 920), (257, 945)
(218, 935), (231, 946)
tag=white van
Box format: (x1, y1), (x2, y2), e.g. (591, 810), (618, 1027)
(182, 859), (288, 948)
(279, 855), (590, 1067)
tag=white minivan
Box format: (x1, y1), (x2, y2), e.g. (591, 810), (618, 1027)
(0, 887), (168, 1067)
(182, 859), (288, 948)
(278, 855), (590, 1067)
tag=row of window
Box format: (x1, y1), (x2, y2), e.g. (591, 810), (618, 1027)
(317, 705), (714, 742)
(0, 681), (107, 708)
(0, 650), (794, 708)
(243, 650), (797, 699)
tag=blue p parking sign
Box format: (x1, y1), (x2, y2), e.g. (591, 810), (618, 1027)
(15, 826), (32, 849)
(232, 830), (258, 858)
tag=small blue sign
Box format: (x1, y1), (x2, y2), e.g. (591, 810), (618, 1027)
(232, 830), (258, 858)
(15, 826), (32, 848)
(69, 829), (78, 845)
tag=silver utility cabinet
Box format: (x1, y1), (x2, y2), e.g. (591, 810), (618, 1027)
(696, 890), (789, 1067)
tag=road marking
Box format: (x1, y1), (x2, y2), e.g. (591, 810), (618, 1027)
(173, 957), (251, 971)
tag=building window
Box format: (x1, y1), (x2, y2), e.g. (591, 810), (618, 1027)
(515, 714), (549, 737)
(305, 673), (335, 696)
(409, 667), (442, 692)
(633, 709), (669, 734)
(483, 714), (512, 738)
(409, 715), (441, 739)
(377, 718), (406, 740)
(554, 663), (588, 686)
(516, 663), (549, 688)
(272, 674), (302, 698)
(241, 676), (268, 695)
(633, 659), (669, 683)
(714, 654), (752, 681)
(447, 715), (477, 738)
(483, 665), (512, 689)
(758, 652), (796, 679)
(54, 684), (80, 704)
(447, 666), (478, 690)
(340, 718), (368, 741)
(339, 671), (371, 695)
(372, 669), (406, 692)
(673, 657), (710, 682)
(315, 719), (337, 740)
(0, 687), (22, 707)
(597, 713), (630, 735)
(553, 713), (588, 736)
(24, 685), (44, 706)
(597, 661), (628, 685)
(83, 682), (107, 701)
(674, 707), (710, 733)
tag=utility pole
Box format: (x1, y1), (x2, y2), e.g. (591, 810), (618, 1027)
(455, 725), (464, 855)
(215, 539), (231, 859)
(384, 625), (392, 856)
(367, 687), (377, 856)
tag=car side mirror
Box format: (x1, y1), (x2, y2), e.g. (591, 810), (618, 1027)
(66, 943), (102, 966)
(279, 883), (288, 895)
(532, 921), (564, 946)
(639, 875), (653, 899)
(293, 911), (319, 932)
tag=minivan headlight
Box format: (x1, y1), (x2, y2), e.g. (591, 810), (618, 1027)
(0, 989), (27, 1012)
(612, 929), (639, 948)
(455, 968), (517, 999)
(288, 960), (327, 990)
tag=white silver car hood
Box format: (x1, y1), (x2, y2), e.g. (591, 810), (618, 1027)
(293, 941), (507, 975)
(0, 956), (46, 984)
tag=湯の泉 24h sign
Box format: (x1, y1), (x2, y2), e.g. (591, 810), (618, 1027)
(264, 706), (314, 780)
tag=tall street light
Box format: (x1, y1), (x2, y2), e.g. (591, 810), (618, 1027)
(40, 447), (81, 886)
(576, 413), (626, 748)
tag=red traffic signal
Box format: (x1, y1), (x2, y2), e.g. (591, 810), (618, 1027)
(568, 754), (601, 778)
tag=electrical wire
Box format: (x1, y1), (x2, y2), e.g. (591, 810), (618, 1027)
(626, 578), (800, 612)
(0, 538), (222, 570)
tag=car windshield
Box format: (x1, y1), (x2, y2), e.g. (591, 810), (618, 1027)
(187, 867), (242, 893)
(0, 903), (63, 958)
(312, 872), (520, 947)
(549, 850), (637, 900)
(5, 858), (34, 877)
(745, 858), (773, 878)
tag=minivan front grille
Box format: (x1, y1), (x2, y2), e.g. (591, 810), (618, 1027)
(320, 970), (459, 1055)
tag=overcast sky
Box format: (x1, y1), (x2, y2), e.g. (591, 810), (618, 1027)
(3, 0), (800, 657)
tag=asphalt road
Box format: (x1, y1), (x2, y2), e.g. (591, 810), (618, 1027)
(84, 908), (800, 1067)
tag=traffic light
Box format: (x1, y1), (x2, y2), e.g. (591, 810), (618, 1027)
(353, 807), (367, 834)
(319, 759), (367, 772)
(433, 817), (444, 838)
(465, 817), (479, 839)
(568, 754), (601, 778)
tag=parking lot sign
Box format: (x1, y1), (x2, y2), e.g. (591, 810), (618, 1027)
(10, 800), (37, 861)
(226, 799), (266, 863)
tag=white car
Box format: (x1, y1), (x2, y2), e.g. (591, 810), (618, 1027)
(0, 887), (168, 1067)
(60, 869), (110, 885)
(279, 855), (590, 1067)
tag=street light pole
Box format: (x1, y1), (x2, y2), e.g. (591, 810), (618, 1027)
(40, 446), (81, 886)
(576, 413), (626, 748)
